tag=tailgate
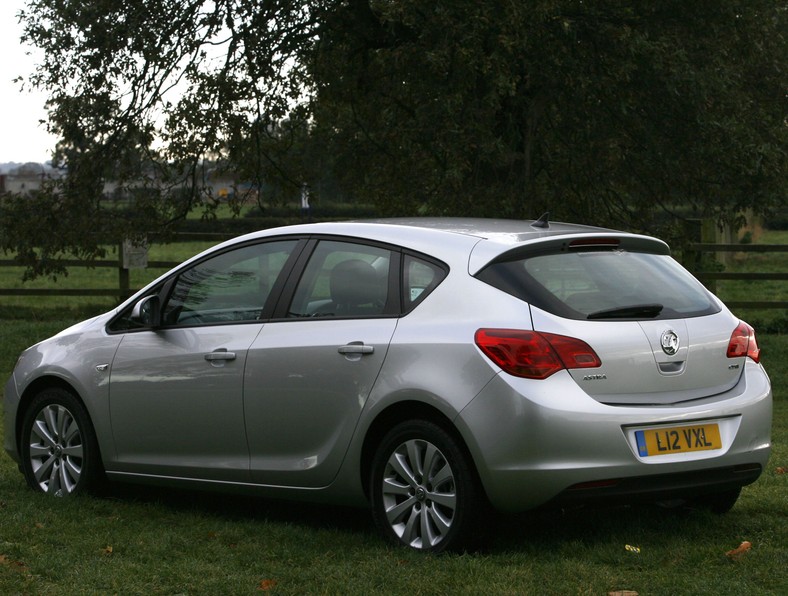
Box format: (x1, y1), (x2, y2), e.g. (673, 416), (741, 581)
(531, 309), (743, 405)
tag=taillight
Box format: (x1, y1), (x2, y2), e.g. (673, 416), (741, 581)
(475, 328), (601, 380)
(727, 321), (761, 363)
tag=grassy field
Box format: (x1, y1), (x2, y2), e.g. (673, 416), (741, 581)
(0, 324), (785, 594)
(0, 229), (786, 594)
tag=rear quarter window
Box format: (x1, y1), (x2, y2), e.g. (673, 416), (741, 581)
(478, 250), (720, 320)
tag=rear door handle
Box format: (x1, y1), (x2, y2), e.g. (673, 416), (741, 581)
(338, 343), (374, 355)
(205, 349), (237, 361)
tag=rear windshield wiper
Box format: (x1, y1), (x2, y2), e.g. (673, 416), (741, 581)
(587, 304), (664, 320)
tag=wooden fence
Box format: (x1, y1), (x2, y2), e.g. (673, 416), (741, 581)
(683, 243), (788, 310)
(0, 233), (233, 301)
(0, 236), (786, 310)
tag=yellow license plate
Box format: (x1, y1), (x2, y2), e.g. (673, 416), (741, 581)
(635, 424), (721, 457)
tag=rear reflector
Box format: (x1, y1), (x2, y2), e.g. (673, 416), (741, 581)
(475, 329), (602, 380)
(727, 321), (761, 363)
(568, 478), (621, 491)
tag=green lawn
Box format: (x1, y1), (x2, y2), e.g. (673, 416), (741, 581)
(0, 323), (786, 594)
(0, 231), (786, 594)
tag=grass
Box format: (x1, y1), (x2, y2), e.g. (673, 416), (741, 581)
(1, 339), (786, 594)
(0, 232), (786, 594)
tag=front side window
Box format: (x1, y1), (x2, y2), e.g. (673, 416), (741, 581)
(479, 250), (720, 320)
(162, 240), (298, 325)
(288, 241), (392, 318)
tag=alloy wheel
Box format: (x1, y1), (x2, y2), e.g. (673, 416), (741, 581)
(27, 403), (84, 496)
(380, 438), (457, 549)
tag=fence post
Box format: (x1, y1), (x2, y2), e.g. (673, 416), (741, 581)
(700, 220), (718, 293)
(118, 242), (130, 300)
(119, 238), (149, 301)
(682, 219), (702, 272)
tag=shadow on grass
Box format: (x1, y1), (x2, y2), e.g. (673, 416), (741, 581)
(98, 480), (376, 536)
(93, 479), (725, 553)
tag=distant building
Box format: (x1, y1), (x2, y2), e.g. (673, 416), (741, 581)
(0, 162), (61, 194)
(0, 161), (258, 203)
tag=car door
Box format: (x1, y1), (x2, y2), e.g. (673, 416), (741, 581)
(244, 239), (399, 487)
(108, 239), (300, 481)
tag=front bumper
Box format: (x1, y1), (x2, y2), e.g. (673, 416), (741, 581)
(3, 374), (21, 464)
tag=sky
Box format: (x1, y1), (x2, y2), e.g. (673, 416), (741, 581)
(0, 0), (58, 164)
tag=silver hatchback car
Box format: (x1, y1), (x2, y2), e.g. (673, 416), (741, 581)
(4, 218), (772, 551)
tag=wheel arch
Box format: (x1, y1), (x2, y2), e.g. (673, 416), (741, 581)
(16, 376), (92, 451)
(359, 400), (485, 502)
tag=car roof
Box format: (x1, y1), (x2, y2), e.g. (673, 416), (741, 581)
(356, 217), (611, 238)
(216, 217), (670, 274)
(289, 217), (613, 241)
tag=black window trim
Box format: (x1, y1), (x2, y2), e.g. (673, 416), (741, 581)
(268, 234), (450, 322)
(477, 245), (720, 322)
(106, 235), (308, 334)
(106, 233), (452, 332)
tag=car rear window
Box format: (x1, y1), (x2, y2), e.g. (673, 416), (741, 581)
(477, 250), (720, 320)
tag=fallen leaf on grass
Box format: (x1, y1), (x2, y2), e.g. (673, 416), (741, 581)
(609, 591), (639, 596)
(776, 467), (786, 475)
(0, 554), (28, 571)
(725, 541), (752, 561)
(102, 546), (114, 557)
(257, 579), (277, 591)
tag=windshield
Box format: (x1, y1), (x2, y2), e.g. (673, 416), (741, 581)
(478, 250), (720, 320)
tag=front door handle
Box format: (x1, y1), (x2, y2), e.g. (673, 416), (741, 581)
(338, 343), (374, 355)
(205, 349), (237, 362)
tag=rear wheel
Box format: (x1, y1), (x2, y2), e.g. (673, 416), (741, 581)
(20, 388), (102, 496)
(370, 420), (485, 552)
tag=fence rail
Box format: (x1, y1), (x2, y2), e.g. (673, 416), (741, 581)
(684, 243), (787, 310)
(1, 239), (785, 308)
(0, 258), (181, 300)
(0, 232), (238, 300)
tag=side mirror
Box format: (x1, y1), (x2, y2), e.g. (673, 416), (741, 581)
(130, 295), (161, 328)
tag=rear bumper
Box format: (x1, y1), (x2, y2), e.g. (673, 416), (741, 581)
(551, 463), (762, 507)
(457, 362), (772, 513)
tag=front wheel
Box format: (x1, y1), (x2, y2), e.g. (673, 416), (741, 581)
(370, 420), (485, 552)
(20, 388), (102, 496)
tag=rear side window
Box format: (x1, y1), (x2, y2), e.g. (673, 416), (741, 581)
(478, 250), (720, 320)
(287, 240), (393, 318)
(404, 254), (446, 311)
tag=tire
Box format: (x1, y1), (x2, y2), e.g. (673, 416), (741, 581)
(370, 419), (485, 552)
(20, 388), (102, 497)
(692, 487), (741, 514)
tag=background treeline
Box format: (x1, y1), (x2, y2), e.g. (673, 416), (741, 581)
(1, 1), (785, 279)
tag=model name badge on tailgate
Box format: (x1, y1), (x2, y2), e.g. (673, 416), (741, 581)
(635, 424), (722, 457)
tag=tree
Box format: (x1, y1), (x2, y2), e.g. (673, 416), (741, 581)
(2, 1), (786, 277)
(313, 1), (787, 231)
